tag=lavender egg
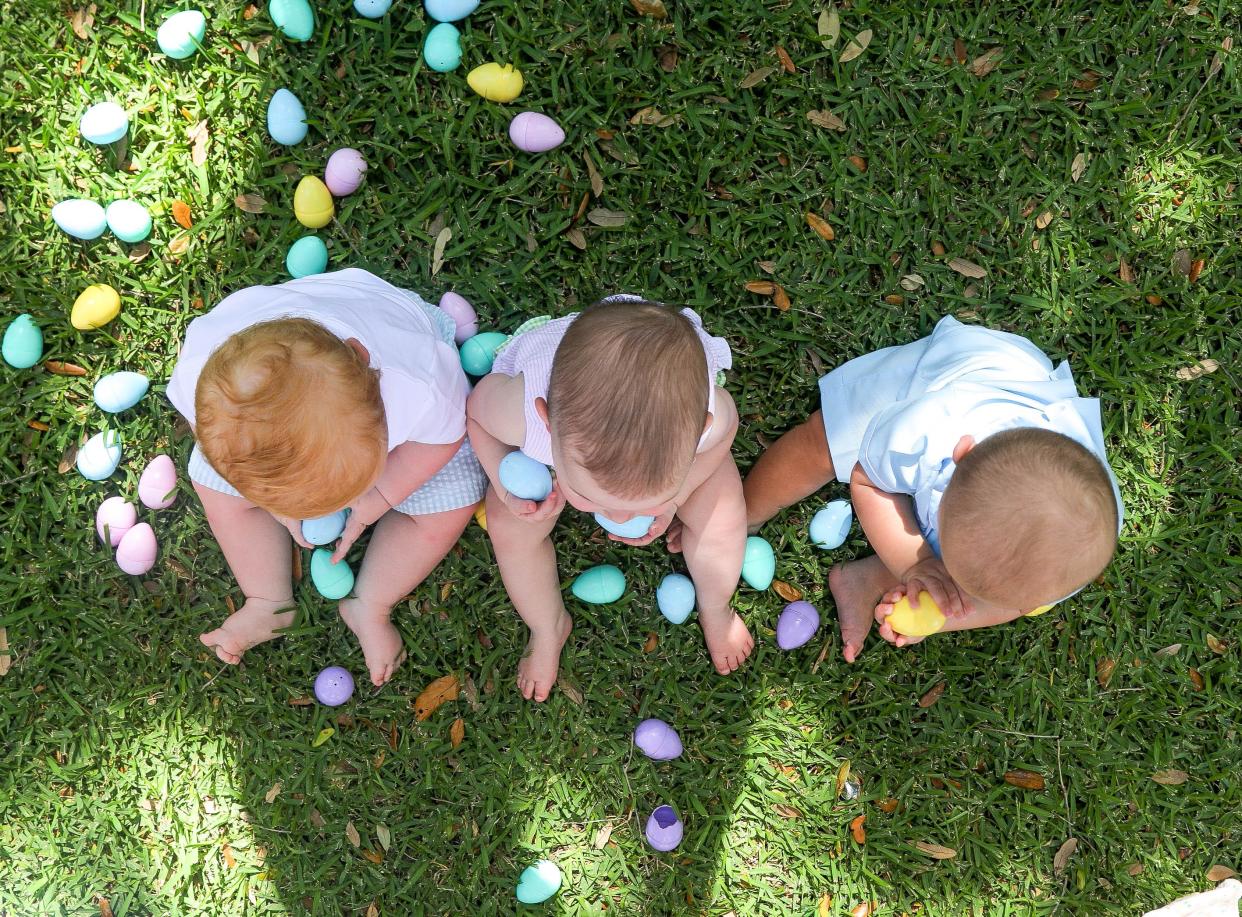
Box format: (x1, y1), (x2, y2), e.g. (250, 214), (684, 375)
(509, 111), (565, 153)
(633, 718), (682, 760)
(324, 148), (367, 196)
(776, 600), (820, 650)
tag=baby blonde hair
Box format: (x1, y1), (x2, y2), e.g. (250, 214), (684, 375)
(548, 300), (709, 498)
(195, 318), (387, 518)
(938, 427), (1119, 608)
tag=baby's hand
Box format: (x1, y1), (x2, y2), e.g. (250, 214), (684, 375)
(900, 557), (972, 618)
(331, 488), (392, 562)
(272, 514), (313, 549)
(874, 588), (926, 648)
(502, 482), (566, 523)
(606, 508), (676, 547)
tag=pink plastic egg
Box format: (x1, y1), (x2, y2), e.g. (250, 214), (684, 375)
(324, 148), (367, 196)
(439, 291), (478, 344)
(95, 496), (138, 546)
(508, 112), (565, 153)
(116, 523), (158, 575)
(138, 454), (178, 509)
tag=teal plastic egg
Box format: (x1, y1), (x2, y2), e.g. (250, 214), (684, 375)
(79, 102), (128, 145)
(311, 547), (354, 599)
(2, 314), (43, 369)
(286, 236), (329, 278)
(52, 199), (107, 240)
(656, 572), (696, 624)
(498, 451), (552, 502)
(76, 430), (123, 481)
(515, 860), (561, 905)
(354, 0), (392, 17)
(809, 500), (853, 550)
(270, 0), (314, 40)
(741, 535), (775, 590)
(595, 513), (654, 539)
(571, 565), (626, 604)
(93, 371), (150, 413)
(423, 22), (462, 72)
(157, 9), (207, 59)
(267, 88), (308, 145)
(459, 331), (508, 376)
(425, 0), (478, 21)
(104, 200), (152, 243)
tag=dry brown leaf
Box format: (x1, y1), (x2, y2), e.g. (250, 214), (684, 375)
(1053, 837), (1079, 875)
(361, 847), (384, 864)
(658, 44), (678, 72)
(847, 155), (867, 172)
(630, 106), (681, 128)
(1207, 634), (1228, 655)
(187, 120), (209, 167)
(1188, 258), (1205, 284)
(915, 840), (957, 859)
(745, 280), (776, 295)
(806, 109), (847, 131)
(835, 760), (851, 798)
(1071, 152), (1087, 182)
(431, 226), (452, 276)
(850, 814), (866, 844)
(0, 627), (9, 677)
(806, 212), (836, 241)
(235, 193), (267, 213)
(1034, 210), (1054, 230)
(28, 420), (50, 432)
(817, 892), (833, 917)
(839, 29), (872, 63)
(772, 284), (791, 312)
(264, 781), (282, 803)
(1207, 865), (1237, 882)
(740, 66), (777, 89)
(818, 7), (840, 47)
(171, 200), (193, 229)
(449, 717), (465, 748)
(1073, 69), (1101, 90)
(918, 682), (945, 708)
(1118, 257), (1136, 284)
(584, 153), (603, 197)
(850, 903), (875, 917)
(1036, 88), (1060, 101)
(57, 440), (80, 474)
(1207, 36), (1232, 79)
(44, 361), (88, 376)
(365, 903), (379, 917)
(559, 675), (585, 706)
(876, 797), (899, 813)
(1175, 359), (1219, 381)
(1151, 768), (1189, 786)
(756, 260), (776, 274)
(643, 631), (659, 653)
(127, 241), (152, 263)
(883, 294), (905, 306)
(70, 4), (96, 40)
(970, 47), (1003, 77)
(593, 823), (614, 849)
(899, 273), (925, 291)
(1003, 769), (1046, 790)
(772, 580), (803, 602)
(413, 674), (460, 721)
(1127, 862), (1144, 877)
(629, 0), (667, 18)
(953, 38), (967, 65)
(97, 897), (112, 917)
(1097, 657), (1116, 688)
(930, 240), (947, 257)
(587, 208), (627, 227)
(776, 46), (796, 73)
(1173, 248), (1193, 276)
(221, 843), (237, 868)
(774, 803), (802, 819)
(947, 257), (986, 279)
(1156, 643), (1182, 657)
(168, 234), (191, 256)
(345, 821), (362, 847)
(565, 226), (587, 250)
(1188, 667), (1205, 691)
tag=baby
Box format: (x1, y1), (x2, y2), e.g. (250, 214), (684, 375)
(743, 315), (1122, 661)
(467, 297), (754, 702)
(166, 268), (487, 685)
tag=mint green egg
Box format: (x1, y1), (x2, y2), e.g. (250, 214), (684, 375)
(2, 314), (43, 369)
(571, 565), (625, 604)
(105, 200), (152, 243)
(741, 535), (775, 590)
(424, 23), (462, 72)
(310, 548), (354, 599)
(515, 860), (561, 904)
(286, 236), (329, 278)
(459, 331), (508, 376)
(270, 0), (314, 41)
(156, 9), (206, 59)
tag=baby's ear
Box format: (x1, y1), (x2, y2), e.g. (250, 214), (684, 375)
(952, 435), (976, 463)
(534, 396), (551, 432)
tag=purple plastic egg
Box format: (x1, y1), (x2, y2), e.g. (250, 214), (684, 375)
(509, 111), (565, 153)
(314, 666), (355, 706)
(633, 718), (682, 760)
(439, 291), (478, 344)
(96, 496), (138, 546)
(324, 148), (367, 196)
(116, 523), (158, 575)
(645, 804), (684, 851)
(776, 600), (820, 650)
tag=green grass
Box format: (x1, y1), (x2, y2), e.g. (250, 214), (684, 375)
(1, 0), (1239, 914)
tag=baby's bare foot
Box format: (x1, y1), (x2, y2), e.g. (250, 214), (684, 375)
(829, 555), (896, 663)
(517, 611), (572, 702)
(200, 598), (295, 665)
(339, 598), (407, 687)
(700, 610), (754, 675)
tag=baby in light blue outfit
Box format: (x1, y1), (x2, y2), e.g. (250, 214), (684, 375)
(744, 316), (1122, 662)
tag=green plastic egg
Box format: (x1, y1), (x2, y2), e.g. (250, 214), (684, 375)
(571, 565), (625, 604)
(310, 548), (354, 599)
(269, 0), (314, 40)
(459, 331), (509, 376)
(515, 859), (561, 905)
(286, 236), (329, 278)
(2, 314), (43, 369)
(156, 9), (207, 59)
(423, 22), (462, 72)
(741, 535), (775, 590)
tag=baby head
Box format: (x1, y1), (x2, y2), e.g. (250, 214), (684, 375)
(938, 427), (1119, 611)
(195, 318), (387, 518)
(542, 299), (709, 519)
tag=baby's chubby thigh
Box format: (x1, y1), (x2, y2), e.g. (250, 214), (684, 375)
(676, 455), (747, 582)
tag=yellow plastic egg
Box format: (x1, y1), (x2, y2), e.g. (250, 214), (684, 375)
(1025, 603), (1054, 617)
(71, 284), (121, 330)
(294, 176), (334, 229)
(466, 62), (524, 102)
(473, 502), (487, 530)
(887, 591), (946, 637)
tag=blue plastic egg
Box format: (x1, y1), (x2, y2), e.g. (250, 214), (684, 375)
(52, 199), (107, 240)
(286, 236), (329, 278)
(267, 88), (308, 145)
(269, 0), (314, 40)
(76, 430), (123, 481)
(353, 0), (392, 16)
(498, 451), (552, 502)
(310, 547), (354, 599)
(741, 535), (776, 590)
(571, 564), (626, 604)
(423, 22), (462, 71)
(515, 860), (561, 905)
(809, 499), (853, 550)
(656, 572), (696, 624)
(595, 513), (655, 539)
(93, 371), (150, 413)
(104, 200), (152, 243)
(459, 331), (508, 376)
(425, 0), (479, 21)
(156, 9), (207, 59)
(302, 510), (348, 545)
(2, 315), (43, 369)
(79, 102), (128, 145)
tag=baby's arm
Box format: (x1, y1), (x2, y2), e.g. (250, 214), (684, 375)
(874, 586), (1027, 647)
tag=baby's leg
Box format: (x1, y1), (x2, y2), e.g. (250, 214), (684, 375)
(196, 482), (296, 665)
(830, 555), (900, 663)
(676, 455), (755, 675)
(484, 484), (569, 702)
(340, 504), (474, 687)
(742, 409), (836, 531)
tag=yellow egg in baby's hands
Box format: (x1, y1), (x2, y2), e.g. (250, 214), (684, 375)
(294, 176), (334, 229)
(887, 591), (946, 637)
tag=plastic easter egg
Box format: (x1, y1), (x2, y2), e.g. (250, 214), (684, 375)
(887, 591), (946, 638)
(52, 199), (107, 240)
(595, 513), (654, 539)
(302, 509), (348, 545)
(324, 148), (367, 196)
(438, 292), (477, 344)
(95, 496), (138, 546)
(425, 0), (479, 21)
(286, 235), (329, 278)
(93, 371), (149, 413)
(809, 500), (853, 550)
(509, 112), (565, 153)
(499, 451), (553, 502)
(314, 666), (355, 706)
(466, 63), (524, 103)
(473, 502), (488, 530)
(294, 176), (334, 229)
(645, 805), (684, 852)
(353, 0), (393, 17)
(76, 430), (122, 480)
(656, 573), (695, 625)
(71, 284), (121, 331)
(423, 22), (462, 72)
(633, 718), (682, 760)
(459, 331), (508, 376)
(116, 522), (158, 575)
(741, 535), (776, 590)
(571, 564), (625, 604)
(105, 200), (152, 243)
(267, 88), (308, 145)
(776, 600), (820, 650)
(269, 0), (314, 40)
(515, 860), (561, 905)
(2, 314), (43, 369)
(157, 9), (207, 59)
(310, 547), (354, 599)
(138, 454), (178, 509)
(79, 102), (128, 145)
